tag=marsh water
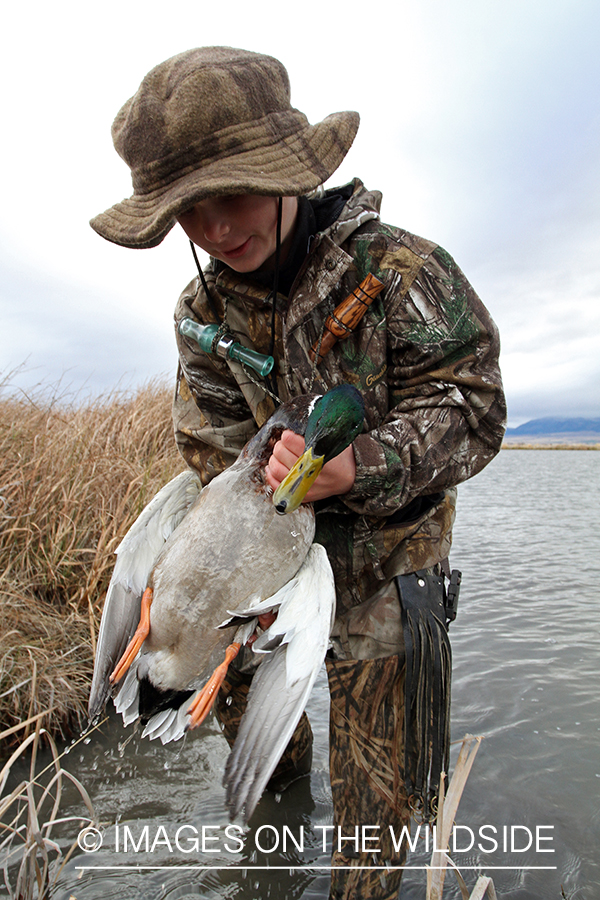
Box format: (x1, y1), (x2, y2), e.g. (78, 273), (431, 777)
(9, 450), (600, 899)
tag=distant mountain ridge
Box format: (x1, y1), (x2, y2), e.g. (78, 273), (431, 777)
(505, 417), (600, 435)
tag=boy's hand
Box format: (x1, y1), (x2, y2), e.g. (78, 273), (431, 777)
(265, 429), (356, 503)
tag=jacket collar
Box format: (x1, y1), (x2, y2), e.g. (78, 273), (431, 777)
(210, 179), (382, 326)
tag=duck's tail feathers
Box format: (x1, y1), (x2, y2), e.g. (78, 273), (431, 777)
(111, 657), (191, 744)
(141, 703), (190, 744)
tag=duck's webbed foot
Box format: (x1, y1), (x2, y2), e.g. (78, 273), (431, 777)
(110, 587), (153, 684)
(186, 642), (241, 730)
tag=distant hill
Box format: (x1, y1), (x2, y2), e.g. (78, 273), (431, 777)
(505, 417), (600, 436)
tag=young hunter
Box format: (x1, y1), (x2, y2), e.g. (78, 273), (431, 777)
(91, 46), (506, 900)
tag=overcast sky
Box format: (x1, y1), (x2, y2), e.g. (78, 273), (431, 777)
(1, 0), (599, 425)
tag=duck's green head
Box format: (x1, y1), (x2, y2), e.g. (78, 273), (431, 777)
(273, 384), (365, 515)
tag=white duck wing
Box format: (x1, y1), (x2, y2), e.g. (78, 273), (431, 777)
(224, 544), (335, 823)
(88, 469), (202, 719)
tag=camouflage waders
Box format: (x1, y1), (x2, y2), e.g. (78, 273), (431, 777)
(326, 653), (410, 900)
(325, 576), (410, 900)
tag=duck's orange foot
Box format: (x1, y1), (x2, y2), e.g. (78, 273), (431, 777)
(109, 587), (153, 684)
(186, 642), (241, 730)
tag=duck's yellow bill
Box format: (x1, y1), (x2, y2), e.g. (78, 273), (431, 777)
(273, 447), (324, 515)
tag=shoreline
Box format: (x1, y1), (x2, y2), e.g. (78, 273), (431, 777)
(502, 442), (600, 450)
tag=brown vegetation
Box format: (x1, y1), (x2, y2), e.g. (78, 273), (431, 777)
(502, 442), (600, 450)
(0, 719), (98, 899)
(0, 381), (183, 747)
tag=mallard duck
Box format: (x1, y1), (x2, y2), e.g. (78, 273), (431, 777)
(88, 384), (364, 823)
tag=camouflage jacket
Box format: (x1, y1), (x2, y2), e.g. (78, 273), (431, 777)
(172, 180), (506, 614)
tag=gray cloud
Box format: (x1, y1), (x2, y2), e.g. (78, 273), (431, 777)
(0, 254), (177, 398)
(1, 0), (599, 428)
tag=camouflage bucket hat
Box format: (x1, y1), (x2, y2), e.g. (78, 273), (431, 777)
(90, 47), (360, 249)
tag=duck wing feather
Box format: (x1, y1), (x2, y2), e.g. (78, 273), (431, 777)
(224, 544), (335, 823)
(88, 470), (202, 719)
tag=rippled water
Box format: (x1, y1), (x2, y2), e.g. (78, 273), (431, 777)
(8, 450), (599, 900)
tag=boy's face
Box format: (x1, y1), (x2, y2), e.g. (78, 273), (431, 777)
(177, 195), (298, 273)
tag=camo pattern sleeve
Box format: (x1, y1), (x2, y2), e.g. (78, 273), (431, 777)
(342, 245), (506, 516)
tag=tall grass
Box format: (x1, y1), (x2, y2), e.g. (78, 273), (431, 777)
(0, 380), (183, 745)
(1, 718), (98, 899)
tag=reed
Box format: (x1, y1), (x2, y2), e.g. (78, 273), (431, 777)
(0, 380), (183, 745)
(426, 734), (498, 900)
(0, 717), (98, 899)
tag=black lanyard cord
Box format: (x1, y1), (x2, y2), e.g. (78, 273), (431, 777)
(265, 198), (283, 399)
